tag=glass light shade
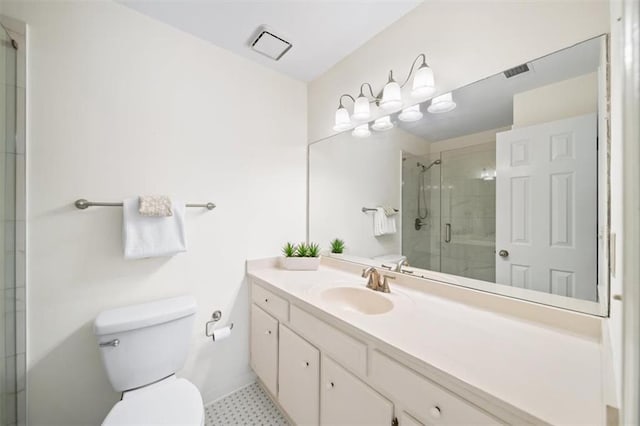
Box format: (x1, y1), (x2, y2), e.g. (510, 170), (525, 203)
(352, 124), (371, 138)
(427, 92), (456, 114)
(333, 106), (352, 131)
(352, 96), (371, 121)
(411, 65), (435, 98)
(398, 105), (423, 122)
(380, 81), (402, 111)
(371, 116), (394, 131)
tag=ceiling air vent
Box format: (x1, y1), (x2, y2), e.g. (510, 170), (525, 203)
(250, 26), (292, 61)
(504, 64), (530, 78)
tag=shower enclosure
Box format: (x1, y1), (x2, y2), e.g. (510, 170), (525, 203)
(402, 142), (497, 282)
(1, 21), (23, 426)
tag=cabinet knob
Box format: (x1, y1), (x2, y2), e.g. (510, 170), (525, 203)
(302, 361), (310, 368)
(429, 406), (441, 419)
(326, 381), (335, 390)
(264, 298), (269, 303)
(498, 249), (509, 258)
(265, 330), (272, 335)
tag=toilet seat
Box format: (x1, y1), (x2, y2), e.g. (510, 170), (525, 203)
(103, 377), (204, 426)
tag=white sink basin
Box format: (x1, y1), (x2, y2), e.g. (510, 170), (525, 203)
(320, 287), (393, 315)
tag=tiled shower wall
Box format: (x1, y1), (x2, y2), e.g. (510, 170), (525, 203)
(1, 15), (26, 426)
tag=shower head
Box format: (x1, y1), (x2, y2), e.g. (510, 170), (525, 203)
(417, 159), (441, 172)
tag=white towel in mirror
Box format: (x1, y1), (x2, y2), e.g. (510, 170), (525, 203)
(123, 197), (187, 259)
(374, 207), (397, 236)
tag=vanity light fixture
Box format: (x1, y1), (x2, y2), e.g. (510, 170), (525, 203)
(427, 92), (457, 113)
(333, 95), (354, 131)
(398, 105), (423, 122)
(372, 116), (394, 131)
(332, 53), (436, 131)
(352, 124), (371, 138)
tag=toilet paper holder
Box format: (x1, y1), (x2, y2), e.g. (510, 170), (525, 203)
(205, 310), (234, 339)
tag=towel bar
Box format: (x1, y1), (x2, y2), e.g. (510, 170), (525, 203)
(362, 207), (399, 213)
(74, 199), (216, 210)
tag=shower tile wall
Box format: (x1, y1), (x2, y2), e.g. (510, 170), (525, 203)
(1, 18), (26, 426)
(441, 142), (496, 283)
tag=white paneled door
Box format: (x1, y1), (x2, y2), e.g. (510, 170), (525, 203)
(495, 113), (597, 301)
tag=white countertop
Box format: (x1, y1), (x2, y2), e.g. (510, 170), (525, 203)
(247, 261), (604, 425)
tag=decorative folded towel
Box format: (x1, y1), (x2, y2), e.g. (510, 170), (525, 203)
(382, 205), (398, 217)
(139, 195), (173, 217)
(374, 207), (397, 237)
(123, 197), (187, 259)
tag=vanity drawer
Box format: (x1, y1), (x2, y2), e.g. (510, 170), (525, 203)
(370, 350), (501, 426)
(252, 283), (289, 322)
(290, 305), (367, 376)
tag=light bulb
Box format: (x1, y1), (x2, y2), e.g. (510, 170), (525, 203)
(352, 95), (371, 121)
(352, 124), (371, 138)
(380, 80), (402, 112)
(427, 92), (456, 114)
(371, 116), (393, 131)
(398, 105), (423, 122)
(333, 106), (352, 131)
(411, 65), (435, 99)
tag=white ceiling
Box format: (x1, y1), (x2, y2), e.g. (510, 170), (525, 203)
(118, 0), (422, 82)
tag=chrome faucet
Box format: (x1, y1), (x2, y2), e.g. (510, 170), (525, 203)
(361, 267), (394, 293)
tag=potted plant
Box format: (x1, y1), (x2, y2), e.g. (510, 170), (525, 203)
(280, 242), (321, 271)
(329, 238), (345, 256)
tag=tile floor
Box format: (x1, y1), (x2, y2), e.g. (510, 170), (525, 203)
(205, 382), (288, 426)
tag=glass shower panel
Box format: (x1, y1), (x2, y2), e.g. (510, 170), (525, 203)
(401, 153), (442, 271)
(0, 24), (17, 426)
(440, 143), (496, 282)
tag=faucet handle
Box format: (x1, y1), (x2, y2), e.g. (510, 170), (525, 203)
(380, 275), (395, 293)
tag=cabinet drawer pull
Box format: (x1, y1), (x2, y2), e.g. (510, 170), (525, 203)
(429, 406), (441, 419)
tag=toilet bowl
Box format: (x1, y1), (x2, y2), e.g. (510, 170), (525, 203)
(94, 296), (203, 425)
(103, 376), (203, 426)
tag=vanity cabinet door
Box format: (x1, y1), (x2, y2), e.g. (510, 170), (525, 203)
(321, 355), (393, 426)
(278, 325), (320, 426)
(250, 304), (278, 396)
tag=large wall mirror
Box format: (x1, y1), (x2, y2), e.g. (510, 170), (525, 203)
(309, 35), (609, 316)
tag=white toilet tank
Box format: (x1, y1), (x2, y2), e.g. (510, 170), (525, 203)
(94, 295), (197, 392)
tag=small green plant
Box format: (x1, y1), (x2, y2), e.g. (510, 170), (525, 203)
(295, 242), (310, 257)
(282, 242), (296, 257)
(308, 242), (320, 258)
(282, 242), (321, 258)
(330, 238), (345, 254)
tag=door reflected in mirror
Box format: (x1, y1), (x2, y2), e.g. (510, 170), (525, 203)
(309, 35), (608, 315)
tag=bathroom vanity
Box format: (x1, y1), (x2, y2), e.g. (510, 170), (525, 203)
(247, 257), (605, 426)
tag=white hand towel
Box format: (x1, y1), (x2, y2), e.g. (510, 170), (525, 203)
(374, 207), (397, 237)
(123, 197), (187, 259)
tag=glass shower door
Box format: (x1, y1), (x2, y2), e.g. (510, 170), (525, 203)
(0, 24), (17, 426)
(401, 153), (442, 271)
(440, 143), (497, 282)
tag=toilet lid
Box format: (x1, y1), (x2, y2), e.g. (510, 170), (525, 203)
(103, 378), (203, 425)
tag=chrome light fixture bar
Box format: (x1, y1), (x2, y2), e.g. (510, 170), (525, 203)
(332, 53), (437, 132)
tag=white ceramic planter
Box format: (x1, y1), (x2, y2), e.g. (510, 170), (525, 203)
(280, 256), (321, 271)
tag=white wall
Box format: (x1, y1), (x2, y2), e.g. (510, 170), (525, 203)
(513, 72), (598, 127)
(2, 1), (307, 425)
(308, 1), (610, 143)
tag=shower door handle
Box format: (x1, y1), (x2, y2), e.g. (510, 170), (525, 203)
(444, 223), (451, 243)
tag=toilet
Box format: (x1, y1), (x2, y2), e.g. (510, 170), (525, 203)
(94, 295), (204, 425)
